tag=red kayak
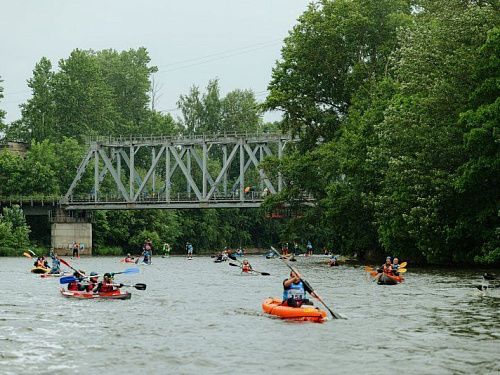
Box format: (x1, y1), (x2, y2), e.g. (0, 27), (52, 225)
(120, 258), (136, 263)
(60, 288), (132, 300)
(377, 273), (404, 285)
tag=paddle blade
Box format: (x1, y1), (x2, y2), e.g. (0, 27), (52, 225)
(364, 266), (374, 272)
(260, 272), (271, 276)
(370, 271), (378, 277)
(134, 283), (147, 290)
(28, 249), (36, 256)
(23, 252), (32, 259)
(123, 267), (140, 275)
(399, 262), (407, 268)
(60, 276), (77, 284)
(229, 263), (241, 267)
(397, 268), (407, 273)
(228, 254), (237, 261)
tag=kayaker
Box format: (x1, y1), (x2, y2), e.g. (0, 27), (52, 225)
(241, 259), (253, 273)
(34, 257), (44, 268)
(142, 249), (152, 264)
(124, 253), (135, 262)
(282, 243), (289, 256)
(329, 256), (339, 267)
(282, 271), (318, 307)
(49, 253), (61, 274)
(94, 273), (122, 293)
(85, 272), (99, 292)
(392, 258), (400, 274)
(67, 270), (85, 291)
(378, 257), (394, 276)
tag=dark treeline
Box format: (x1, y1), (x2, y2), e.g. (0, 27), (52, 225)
(0, 0), (498, 263)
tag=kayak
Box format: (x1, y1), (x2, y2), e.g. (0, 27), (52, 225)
(240, 271), (258, 276)
(377, 273), (404, 285)
(31, 267), (50, 274)
(121, 258), (136, 263)
(41, 272), (65, 278)
(60, 288), (132, 300)
(262, 298), (327, 323)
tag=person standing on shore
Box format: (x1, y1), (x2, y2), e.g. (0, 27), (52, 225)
(186, 242), (193, 258)
(162, 243), (171, 257)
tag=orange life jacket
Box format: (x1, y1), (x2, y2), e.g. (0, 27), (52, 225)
(383, 264), (393, 275)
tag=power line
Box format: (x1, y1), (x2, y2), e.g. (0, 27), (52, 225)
(156, 39), (281, 69)
(156, 43), (280, 74)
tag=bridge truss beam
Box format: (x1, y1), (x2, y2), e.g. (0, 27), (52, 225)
(62, 133), (291, 210)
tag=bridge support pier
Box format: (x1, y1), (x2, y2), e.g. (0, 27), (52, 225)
(50, 210), (92, 256)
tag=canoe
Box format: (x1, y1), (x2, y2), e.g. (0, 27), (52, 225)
(262, 298), (327, 322)
(60, 288), (132, 300)
(377, 273), (403, 285)
(31, 267), (50, 274)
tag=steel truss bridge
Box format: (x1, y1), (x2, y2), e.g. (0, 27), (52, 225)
(61, 133), (293, 210)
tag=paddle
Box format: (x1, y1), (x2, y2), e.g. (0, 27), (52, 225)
(112, 283), (147, 290)
(270, 246), (344, 320)
(228, 262), (270, 276)
(60, 267), (140, 284)
(59, 257), (85, 276)
(23, 252), (33, 259)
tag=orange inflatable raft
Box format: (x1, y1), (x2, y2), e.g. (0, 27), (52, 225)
(262, 298), (327, 322)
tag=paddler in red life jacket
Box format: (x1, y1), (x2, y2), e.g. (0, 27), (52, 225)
(85, 272), (99, 292)
(94, 273), (123, 293)
(282, 271), (318, 308)
(124, 253), (134, 262)
(67, 270), (86, 291)
(241, 259), (252, 273)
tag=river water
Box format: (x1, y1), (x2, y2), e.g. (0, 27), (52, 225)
(0, 256), (498, 374)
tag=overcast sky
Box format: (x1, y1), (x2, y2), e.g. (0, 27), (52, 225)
(0, 1), (310, 124)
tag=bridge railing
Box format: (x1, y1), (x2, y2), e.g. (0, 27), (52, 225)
(0, 195), (61, 207)
(65, 191), (267, 205)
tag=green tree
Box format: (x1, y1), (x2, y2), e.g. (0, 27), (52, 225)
(372, 0), (499, 263)
(0, 206), (31, 255)
(177, 79), (262, 134)
(18, 58), (56, 142)
(456, 27), (500, 264)
(265, 0), (412, 146)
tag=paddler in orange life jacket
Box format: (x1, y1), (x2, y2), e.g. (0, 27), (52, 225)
(241, 259), (253, 273)
(283, 271), (318, 308)
(378, 257), (394, 276)
(94, 273), (123, 293)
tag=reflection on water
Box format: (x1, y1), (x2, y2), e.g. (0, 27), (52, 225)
(0, 257), (498, 374)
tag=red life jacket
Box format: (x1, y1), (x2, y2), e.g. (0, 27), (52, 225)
(68, 281), (80, 291)
(99, 282), (114, 293)
(242, 265), (251, 272)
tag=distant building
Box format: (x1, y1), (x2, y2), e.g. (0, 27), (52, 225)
(0, 142), (29, 157)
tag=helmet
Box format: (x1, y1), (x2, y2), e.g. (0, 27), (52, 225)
(103, 272), (112, 278)
(90, 272), (98, 276)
